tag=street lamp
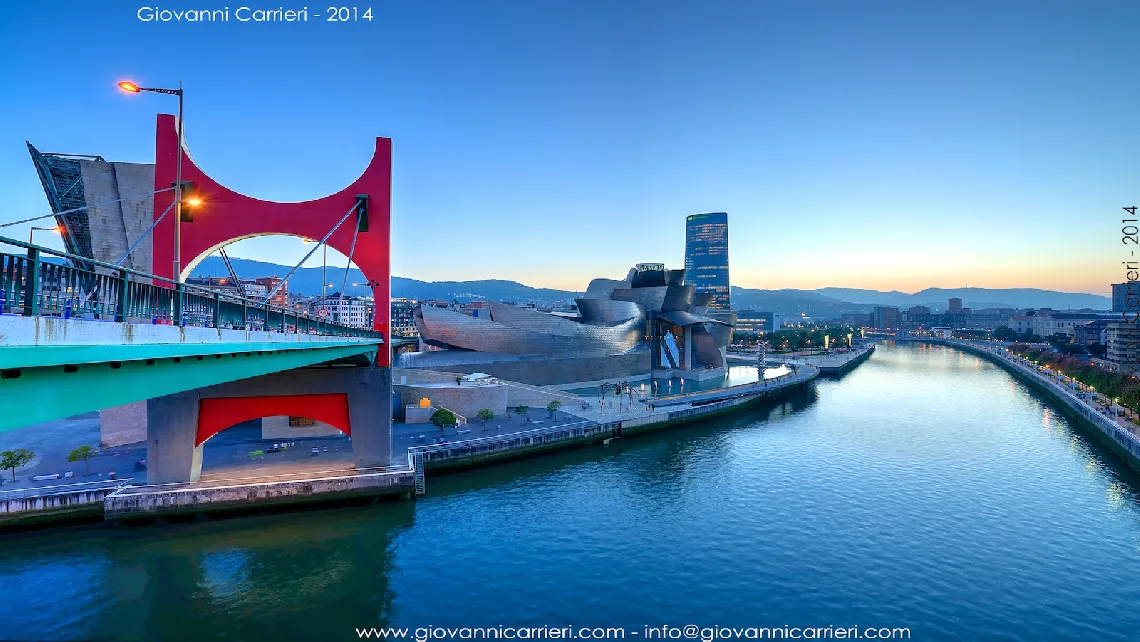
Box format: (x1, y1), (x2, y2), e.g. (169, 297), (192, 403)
(29, 225), (61, 245)
(118, 79), (186, 282)
(300, 237), (329, 298)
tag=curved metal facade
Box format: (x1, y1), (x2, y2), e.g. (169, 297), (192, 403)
(416, 305), (642, 358)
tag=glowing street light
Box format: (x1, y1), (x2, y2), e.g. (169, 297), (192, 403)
(29, 225), (61, 245)
(117, 78), (186, 281)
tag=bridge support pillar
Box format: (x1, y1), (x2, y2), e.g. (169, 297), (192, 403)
(146, 391), (204, 485)
(346, 367), (392, 469)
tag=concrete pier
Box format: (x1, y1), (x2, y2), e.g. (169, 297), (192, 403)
(105, 467), (413, 520)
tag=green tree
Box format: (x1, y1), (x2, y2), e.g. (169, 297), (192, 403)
(68, 445), (97, 477)
(993, 326), (1018, 342)
(546, 399), (562, 417)
(430, 409), (457, 430)
(513, 405), (529, 422)
(476, 408), (494, 428)
(0, 448), (34, 482)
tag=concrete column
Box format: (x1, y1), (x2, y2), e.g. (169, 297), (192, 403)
(146, 391), (203, 485)
(347, 367), (393, 469)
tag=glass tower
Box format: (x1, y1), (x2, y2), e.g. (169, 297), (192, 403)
(684, 212), (731, 310)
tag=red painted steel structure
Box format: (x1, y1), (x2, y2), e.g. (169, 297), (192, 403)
(152, 113), (392, 366)
(196, 394), (352, 446)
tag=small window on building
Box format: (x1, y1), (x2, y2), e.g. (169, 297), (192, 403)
(289, 416), (315, 427)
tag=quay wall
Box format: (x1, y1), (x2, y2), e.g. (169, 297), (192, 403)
(914, 340), (1140, 474)
(0, 481), (129, 526)
(104, 469), (415, 519)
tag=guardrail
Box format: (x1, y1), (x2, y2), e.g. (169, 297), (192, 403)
(649, 365), (817, 406)
(0, 235), (382, 338)
(0, 477), (133, 500)
(408, 419), (603, 463)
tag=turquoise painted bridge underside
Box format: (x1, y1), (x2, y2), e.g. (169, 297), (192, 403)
(0, 339), (383, 370)
(0, 343), (379, 431)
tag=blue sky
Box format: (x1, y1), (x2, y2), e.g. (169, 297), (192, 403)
(0, 0), (1136, 294)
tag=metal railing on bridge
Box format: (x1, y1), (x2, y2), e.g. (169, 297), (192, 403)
(0, 236), (382, 338)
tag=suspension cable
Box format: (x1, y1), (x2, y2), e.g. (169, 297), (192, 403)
(0, 186), (177, 229)
(116, 200), (177, 266)
(334, 213), (362, 323)
(263, 202), (361, 304)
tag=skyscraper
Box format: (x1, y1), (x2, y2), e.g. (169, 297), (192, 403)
(1112, 282), (1139, 313)
(684, 212), (730, 310)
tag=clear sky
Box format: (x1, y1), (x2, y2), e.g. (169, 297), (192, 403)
(0, 0), (1136, 295)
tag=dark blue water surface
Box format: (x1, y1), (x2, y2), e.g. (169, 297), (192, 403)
(5, 343), (1140, 641)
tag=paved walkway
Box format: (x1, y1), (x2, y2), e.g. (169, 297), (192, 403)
(393, 408), (584, 459)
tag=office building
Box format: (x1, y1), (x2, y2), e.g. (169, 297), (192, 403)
(256, 276), (288, 307)
(310, 293), (372, 329)
(871, 306), (900, 329)
(391, 299), (419, 338)
(948, 298), (963, 313)
(684, 212), (731, 310)
(1113, 283), (1139, 313)
(1107, 321), (1140, 368)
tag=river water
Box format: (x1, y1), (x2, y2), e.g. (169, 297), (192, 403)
(5, 342), (1140, 641)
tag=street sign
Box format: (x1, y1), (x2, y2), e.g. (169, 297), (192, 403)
(317, 307), (330, 319)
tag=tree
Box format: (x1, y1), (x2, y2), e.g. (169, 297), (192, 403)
(513, 405), (529, 422)
(546, 400), (562, 417)
(68, 445), (97, 476)
(476, 408), (494, 428)
(0, 448), (34, 482)
(430, 409), (458, 430)
(993, 326), (1018, 342)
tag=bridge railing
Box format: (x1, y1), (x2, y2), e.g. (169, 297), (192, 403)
(0, 235), (382, 338)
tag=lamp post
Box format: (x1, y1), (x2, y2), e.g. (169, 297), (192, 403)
(29, 225), (60, 245)
(118, 80), (185, 282)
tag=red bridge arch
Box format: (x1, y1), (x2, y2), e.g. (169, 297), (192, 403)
(152, 114), (391, 365)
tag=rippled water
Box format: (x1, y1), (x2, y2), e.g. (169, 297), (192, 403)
(5, 343), (1140, 641)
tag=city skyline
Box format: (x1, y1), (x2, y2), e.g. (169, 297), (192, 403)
(0, 1), (1136, 296)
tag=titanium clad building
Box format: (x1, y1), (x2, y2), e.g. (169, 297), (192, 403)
(684, 212), (730, 310)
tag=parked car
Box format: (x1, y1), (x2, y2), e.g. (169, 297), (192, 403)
(311, 447), (320, 456)
(266, 445), (282, 453)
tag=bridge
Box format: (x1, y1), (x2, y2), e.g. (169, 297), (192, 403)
(1, 112), (397, 491)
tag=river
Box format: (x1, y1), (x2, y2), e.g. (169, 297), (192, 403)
(5, 342), (1140, 641)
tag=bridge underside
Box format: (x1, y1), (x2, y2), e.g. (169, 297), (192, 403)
(0, 342), (380, 431)
(147, 365), (392, 485)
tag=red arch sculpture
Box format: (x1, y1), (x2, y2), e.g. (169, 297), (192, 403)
(196, 394), (352, 446)
(152, 114), (391, 366)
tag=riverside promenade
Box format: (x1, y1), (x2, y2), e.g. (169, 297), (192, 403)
(915, 339), (1140, 474)
(406, 364), (820, 484)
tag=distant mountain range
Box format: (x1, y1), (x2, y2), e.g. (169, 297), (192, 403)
(193, 256), (1111, 315)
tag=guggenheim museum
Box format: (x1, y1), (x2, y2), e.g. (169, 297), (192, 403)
(396, 263), (737, 386)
